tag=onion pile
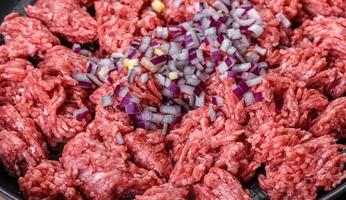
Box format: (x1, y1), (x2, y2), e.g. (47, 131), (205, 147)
(72, 0), (267, 131)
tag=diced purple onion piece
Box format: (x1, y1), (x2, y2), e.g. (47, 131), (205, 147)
(73, 107), (89, 121)
(125, 103), (140, 114)
(254, 92), (264, 102)
(102, 95), (113, 107)
(233, 87), (244, 98)
(194, 86), (203, 97)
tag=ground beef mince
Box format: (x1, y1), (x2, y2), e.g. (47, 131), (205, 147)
(135, 183), (189, 200)
(310, 97), (346, 138)
(0, 59), (33, 105)
(301, 0), (346, 17)
(25, 0), (98, 44)
(163, 0), (215, 23)
(38, 45), (88, 75)
(259, 135), (346, 200)
(193, 167), (250, 200)
(0, 105), (47, 176)
(124, 129), (173, 179)
(87, 105), (133, 146)
(16, 69), (90, 146)
(205, 72), (247, 124)
(137, 9), (164, 36)
(245, 72), (329, 131)
(0, 13), (60, 59)
(0, 46), (9, 65)
(19, 160), (82, 200)
(61, 131), (163, 199)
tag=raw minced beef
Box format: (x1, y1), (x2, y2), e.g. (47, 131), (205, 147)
(193, 167), (250, 200)
(25, 0), (98, 44)
(0, 12), (60, 59)
(16, 68), (91, 146)
(19, 160), (82, 200)
(124, 129), (173, 179)
(0, 105), (47, 176)
(61, 131), (163, 199)
(37, 45), (88, 75)
(259, 135), (346, 200)
(135, 183), (189, 200)
(0, 59), (33, 105)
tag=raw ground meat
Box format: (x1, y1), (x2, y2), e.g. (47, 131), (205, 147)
(0, 105), (47, 176)
(37, 45), (88, 75)
(291, 16), (346, 98)
(0, 13), (60, 59)
(259, 135), (346, 200)
(310, 97), (346, 138)
(135, 183), (189, 200)
(0, 46), (9, 64)
(19, 160), (82, 200)
(25, 0), (98, 44)
(301, 0), (346, 17)
(87, 105), (133, 147)
(61, 131), (163, 199)
(163, 0), (215, 23)
(245, 72), (329, 131)
(193, 167), (250, 200)
(0, 59), (33, 105)
(124, 129), (173, 179)
(16, 68), (90, 146)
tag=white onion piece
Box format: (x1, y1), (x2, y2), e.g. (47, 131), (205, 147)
(248, 24), (264, 38)
(232, 63), (252, 72)
(195, 91), (205, 107)
(118, 87), (129, 99)
(141, 73), (149, 83)
(102, 95), (113, 107)
(180, 84), (195, 95)
(209, 105), (216, 122)
(244, 91), (255, 106)
(275, 12), (291, 28)
(255, 44), (267, 56)
(213, 1), (229, 14)
(116, 133), (125, 145)
(246, 76), (263, 87)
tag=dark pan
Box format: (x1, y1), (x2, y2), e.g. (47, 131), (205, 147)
(0, 0), (345, 199)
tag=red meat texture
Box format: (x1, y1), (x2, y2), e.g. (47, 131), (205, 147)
(245, 72), (329, 132)
(38, 45), (88, 75)
(16, 68), (90, 146)
(0, 105), (47, 176)
(61, 131), (163, 200)
(0, 13), (60, 59)
(259, 135), (346, 200)
(0, 59), (33, 105)
(135, 183), (189, 200)
(193, 167), (250, 200)
(124, 128), (173, 179)
(19, 160), (82, 200)
(25, 0), (97, 44)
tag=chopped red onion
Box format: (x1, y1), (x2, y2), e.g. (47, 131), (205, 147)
(73, 107), (89, 121)
(244, 91), (255, 106)
(162, 114), (175, 124)
(102, 95), (113, 107)
(213, 1), (229, 14)
(255, 44), (267, 56)
(155, 73), (166, 86)
(151, 113), (163, 123)
(194, 86), (203, 97)
(168, 82), (180, 94)
(195, 91), (205, 107)
(248, 24), (264, 38)
(116, 86), (129, 99)
(162, 88), (174, 98)
(233, 87), (244, 98)
(275, 12), (291, 28)
(141, 57), (160, 73)
(139, 36), (151, 52)
(180, 84), (195, 95)
(140, 73), (149, 84)
(156, 26), (169, 39)
(87, 73), (103, 86)
(162, 123), (169, 135)
(232, 63), (252, 72)
(72, 44), (81, 54)
(72, 72), (90, 83)
(116, 133), (125, 145)
(125, 103), (140, 114)
(246, 75), (262, 87)
(127, 48), (140, 59)
(209, 105), (216, 122)
(151, 55), (169, 65)
(160, 105), (179, 115)
(212, 96), (224, 106)
(141, 110), (153, 121)
(258, 61), (268, 69)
